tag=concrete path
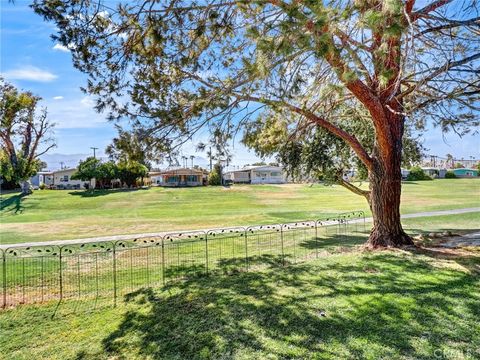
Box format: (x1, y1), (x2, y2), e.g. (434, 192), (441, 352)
(1, 207), (479, 250)
(441, 231), (480, 248)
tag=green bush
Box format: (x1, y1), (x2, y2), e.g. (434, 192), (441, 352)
(406, 167), (432, 181)
(208, 163), (222, 186)
(445, 171), (456, 179)
(39, 183), (46, 190)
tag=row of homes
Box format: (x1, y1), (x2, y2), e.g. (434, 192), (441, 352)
(150, 165), (287, 186)
(401, 167), (479, 179)
(31, 164), (478, 190)
(30, 165), (287, 189)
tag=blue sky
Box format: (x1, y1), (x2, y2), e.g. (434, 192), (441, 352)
(1, 2), (478, 170)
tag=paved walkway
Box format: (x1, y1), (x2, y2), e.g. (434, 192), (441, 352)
(441, 231), (480, 248)
(1, 207), (479, 249)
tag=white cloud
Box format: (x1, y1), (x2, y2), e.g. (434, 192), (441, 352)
(80, 96), (95, 107)
(52, 43), (70, 52)
(2, 65), (57, 82)
(43, 96), (107, 129)
(53, 96), (64, 100)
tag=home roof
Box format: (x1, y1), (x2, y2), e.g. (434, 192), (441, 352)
(248, 166), (283, 172)
(52, 168), (77, 174)
(154, 168), (204, 176)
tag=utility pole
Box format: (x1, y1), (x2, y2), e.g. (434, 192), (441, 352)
(209, 146), (212, 172)
(91, 147), (99, 159)
(90, 147), (99, 190)
(60, 161), (64, 170)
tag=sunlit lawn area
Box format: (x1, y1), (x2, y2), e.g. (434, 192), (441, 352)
(1, 234), (478, 359)
(1, 179), (479, 245)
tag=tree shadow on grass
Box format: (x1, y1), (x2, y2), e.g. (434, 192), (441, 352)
(0, 193), (26, 213)
(300, 233), (367, 252)
(100, 250), (480, 359)
(68, 187), (150, 198)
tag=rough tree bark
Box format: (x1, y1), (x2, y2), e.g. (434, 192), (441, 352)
(366, 108), (414, 248)
(20, 180), (33, 195)
(367, 154), (414, 248)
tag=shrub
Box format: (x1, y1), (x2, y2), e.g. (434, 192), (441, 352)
(406, 167), (432, 181)
(208, 163), (222, 186)
(39, 183), (46, 190)
(445, 171), (456, 179)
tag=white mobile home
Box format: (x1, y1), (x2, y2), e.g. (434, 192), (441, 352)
(224, 166), (286, 185)
(31, 168), (93, 189)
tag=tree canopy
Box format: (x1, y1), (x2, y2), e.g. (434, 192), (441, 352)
(72, 156), (148, 189)
(32, 0), (479, 247)
(0, 79), (55, 193)
(105, 125), (168, 168)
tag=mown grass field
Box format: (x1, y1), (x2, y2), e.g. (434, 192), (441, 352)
(0, 188), (479, 359)
(0, 231), (479, 360)
(1, 179), (479, 244)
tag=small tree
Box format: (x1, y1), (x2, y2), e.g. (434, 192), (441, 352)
(96, 161), (118, 189)
(117, 161), (148, 188)
(406, 167), (432, 181)
(208, 163), (222, 186)
(445, 171), (456, 179)
(0, 80), (55, 194)
(71, 157), (101, 189)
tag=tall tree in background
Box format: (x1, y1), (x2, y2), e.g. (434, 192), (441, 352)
(0, 80), (55, 194)
(105, 125), (168, 169)
(197, 128), (233, 171)
(33, 0), (479, 247)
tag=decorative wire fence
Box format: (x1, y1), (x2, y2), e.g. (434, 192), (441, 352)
(1, 211), (366, 309)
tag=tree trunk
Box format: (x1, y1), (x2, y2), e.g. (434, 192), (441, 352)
(366, 143), (414, 249)
(20, 180), (33, 195)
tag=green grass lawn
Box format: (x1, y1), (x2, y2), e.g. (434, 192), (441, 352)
(1, 241), (479, 359)
(1, 179), (479, 244)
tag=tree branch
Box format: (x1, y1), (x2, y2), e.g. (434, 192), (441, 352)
(400, 52), (480, 99)
(411, 0), (453, 21)
(236, 94), (374, 170)
(338, 178), (371, 201)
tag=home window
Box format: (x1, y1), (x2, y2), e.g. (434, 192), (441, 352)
(60, 175), (69, 182)
(186, 175), (198, 182)
(271, 172), (280, 177)
(167, 176), (179, 183)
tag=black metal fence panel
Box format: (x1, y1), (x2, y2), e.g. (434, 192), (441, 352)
(1, 211), (366, 309)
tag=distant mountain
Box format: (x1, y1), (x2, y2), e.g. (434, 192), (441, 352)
(40, 153), (210, 171)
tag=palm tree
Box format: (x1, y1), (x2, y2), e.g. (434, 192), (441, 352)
(445, 154), (454, 169)
(190, 155), (195, 168)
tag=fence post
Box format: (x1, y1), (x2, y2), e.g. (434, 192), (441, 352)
(146, 246), (150, 286)
(22, 258), (26, 304)
(315, 222), (319, 259)
(244, 230), (249, 271)
(2, 250), (6, 308)
(280, 225), (285, 266)
(205, 233), (209, 275)
(59, 247), (63, 302)
(161, 238), (166, 285)
(112, 243), (117, 307)
(363, 212), (367, 233)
